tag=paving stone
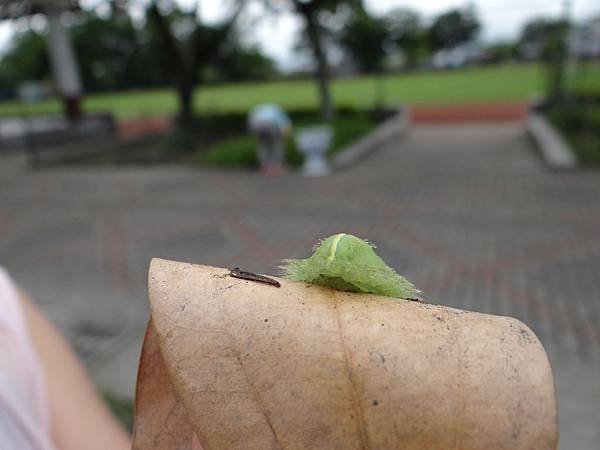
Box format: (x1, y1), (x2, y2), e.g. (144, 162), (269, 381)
(1, 123), (599, 449)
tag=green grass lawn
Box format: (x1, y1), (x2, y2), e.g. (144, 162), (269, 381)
(1, 63), (597, 120)
(569, 61), (600, 96)
(0, 63), (548, 119)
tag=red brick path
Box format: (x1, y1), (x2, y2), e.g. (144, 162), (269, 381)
(117, 117), (172, 139)
(409, 101), (528, 123)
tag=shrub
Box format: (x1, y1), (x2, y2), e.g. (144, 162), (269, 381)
(197, 110), (377, 168)
(548, 105), (600, 164)
(196, 135), (259, 168)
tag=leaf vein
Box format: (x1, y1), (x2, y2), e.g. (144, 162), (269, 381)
(335, 298), (370, 450)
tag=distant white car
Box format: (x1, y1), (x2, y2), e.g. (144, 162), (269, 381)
(431, 41), (485, 69)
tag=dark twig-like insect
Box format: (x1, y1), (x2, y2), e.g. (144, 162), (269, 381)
(229, 267), (281, 287)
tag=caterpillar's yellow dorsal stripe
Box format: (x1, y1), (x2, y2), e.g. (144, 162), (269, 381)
(328, 233), (346, 262)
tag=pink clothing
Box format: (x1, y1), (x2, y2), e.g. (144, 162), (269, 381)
(0, 268), (55, 450)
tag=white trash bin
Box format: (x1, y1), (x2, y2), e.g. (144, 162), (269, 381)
(294, 125), (333, 177)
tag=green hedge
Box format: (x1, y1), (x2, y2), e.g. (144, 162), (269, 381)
(548, 105), (600, 165)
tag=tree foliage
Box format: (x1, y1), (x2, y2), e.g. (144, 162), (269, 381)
(427, 8), (480, 50)
(0, 30), (49, 91)
(257, 0), (365, 119)
(339, 9), (388, 73)
(520, 18), (557, 47)
(0, 3), (275, 99)
(72, 10), (167, 91)
(519, 17), (569, 101)
(385, 8), (425, 69)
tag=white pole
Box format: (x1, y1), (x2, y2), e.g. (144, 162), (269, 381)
(46, 10), (82, 119)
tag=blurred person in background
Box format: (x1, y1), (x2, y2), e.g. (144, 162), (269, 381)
(248, 103), (292, 176)
(0, 268), (130, 450)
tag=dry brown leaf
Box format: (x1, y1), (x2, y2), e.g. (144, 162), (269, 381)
(132, 320), (196, 449)
(132, 258), (557, 450)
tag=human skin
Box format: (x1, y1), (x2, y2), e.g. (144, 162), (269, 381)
(19, 290), (131, 450)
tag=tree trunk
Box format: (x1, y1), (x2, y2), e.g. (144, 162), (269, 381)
(177, 83), (194, 126)
(46, 11), (83, 122)
(303, 9), (333, 120)
(149, 3), (195, 125)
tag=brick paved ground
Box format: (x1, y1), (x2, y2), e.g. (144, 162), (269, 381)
(1, 123), (599, 448)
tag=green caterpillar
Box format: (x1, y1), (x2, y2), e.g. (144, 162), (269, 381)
(280, 233), (420, 299)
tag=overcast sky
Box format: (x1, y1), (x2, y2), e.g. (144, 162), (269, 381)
(1, 0), (599, 70)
